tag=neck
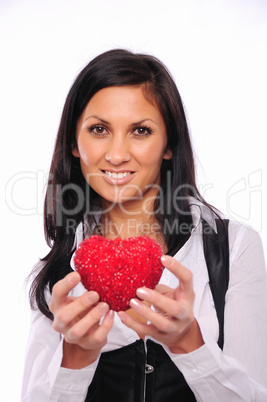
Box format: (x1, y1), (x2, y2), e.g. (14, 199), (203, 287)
(100, 209), (160, 238)
(95, 204), (167, 252)
(103, 217), (161, 237)
(96, 194), (168, 252)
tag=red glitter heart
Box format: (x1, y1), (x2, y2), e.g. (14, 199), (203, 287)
(73, 235), (163, 311)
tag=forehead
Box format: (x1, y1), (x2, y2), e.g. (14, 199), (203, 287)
(83, 86), (161, 119)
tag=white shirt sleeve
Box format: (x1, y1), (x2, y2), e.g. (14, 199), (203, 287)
(21, 308), (99, 402)
(164, 223), (267, 401)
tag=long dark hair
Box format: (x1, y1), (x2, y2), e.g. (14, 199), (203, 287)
(29, 48), (209, 319)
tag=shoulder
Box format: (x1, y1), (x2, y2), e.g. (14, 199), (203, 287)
(189, 196), (263, 250)
(189, 197), (266, 271)
(225, 220), (266, 291)
(228, 219), (264, 256)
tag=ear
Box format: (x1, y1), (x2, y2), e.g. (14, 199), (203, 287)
(72, 146), (80, 158)
(163, 148), (173, 160)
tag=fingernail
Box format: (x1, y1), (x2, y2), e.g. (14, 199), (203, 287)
(107, 310), (114, 320)
(160, 255), (167, 264)
(161, 255), (174, 266)
(130, 298), (142, 309)
(97, 302), (109, 314)
(86, 291), (99, 303)
(68, 272), (80, 284)
(136, 287), (150, 299)
(117, 311), (126, 322)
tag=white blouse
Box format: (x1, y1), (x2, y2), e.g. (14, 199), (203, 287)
(21, 200), (267, 401)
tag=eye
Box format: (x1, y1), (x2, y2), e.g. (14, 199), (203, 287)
(88, 125), (109, 137)
(132, 126), (152, 137)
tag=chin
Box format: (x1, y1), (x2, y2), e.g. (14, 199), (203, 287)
(100, 192), (144, 207)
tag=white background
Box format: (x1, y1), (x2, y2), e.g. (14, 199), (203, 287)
(1, 0), (266, 400)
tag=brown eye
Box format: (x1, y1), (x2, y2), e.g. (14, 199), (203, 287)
(89, 125), (108, 136)
(132, 126), (152, 137)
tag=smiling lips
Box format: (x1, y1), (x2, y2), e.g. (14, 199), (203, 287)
(104, 171), (131, 179)
(101, 170), (134, 185)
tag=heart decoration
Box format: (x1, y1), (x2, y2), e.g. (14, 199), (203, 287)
(73, 235), (163, 311)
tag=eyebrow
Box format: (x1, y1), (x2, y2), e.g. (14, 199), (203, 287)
(84, 115), (158, 126)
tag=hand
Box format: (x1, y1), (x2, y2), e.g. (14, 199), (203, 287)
(49, 271), (114, 368)
(118, 255), (204, 354)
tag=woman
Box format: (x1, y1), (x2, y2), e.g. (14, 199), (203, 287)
(22, 49), (267, 401)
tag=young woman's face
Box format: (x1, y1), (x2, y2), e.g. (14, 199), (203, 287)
(73, 86), (172, 209)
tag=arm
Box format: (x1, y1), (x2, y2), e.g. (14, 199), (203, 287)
(50, 272), (114, 369)
(21, 273), (114, 402)
(170, 226), (267, 401)
(118, 255), (204, 353)
(118, 226), (267, 401)
(21, 308), (99, 402)
(118, 255), (204, 354)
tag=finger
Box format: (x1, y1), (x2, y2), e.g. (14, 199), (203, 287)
(136, 286), (195, 321)
(161, 255), (194, 293)
(118, 310), (154, 337)
(53, 291), (100, 332)
(136, 287), (180, 318)
(129, 298), (178, 332)
(49, 271), (81, 313)
(79, 310), (115, 350)
(155, 284), (173, 295)
(65, 302), (110, 341)
(91, 310), (114, 343)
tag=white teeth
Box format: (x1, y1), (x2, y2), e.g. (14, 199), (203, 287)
(105, 171), (131, 179)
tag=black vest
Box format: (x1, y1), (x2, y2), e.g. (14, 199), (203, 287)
(85, 219), (229, 402)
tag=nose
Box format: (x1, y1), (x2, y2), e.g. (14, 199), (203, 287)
(105, 136), (131, 165)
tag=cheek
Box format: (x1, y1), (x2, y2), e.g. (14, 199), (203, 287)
(77, 139), (101, 167)
(79, 150), (91, 167)
(137, 142), (166, 167)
